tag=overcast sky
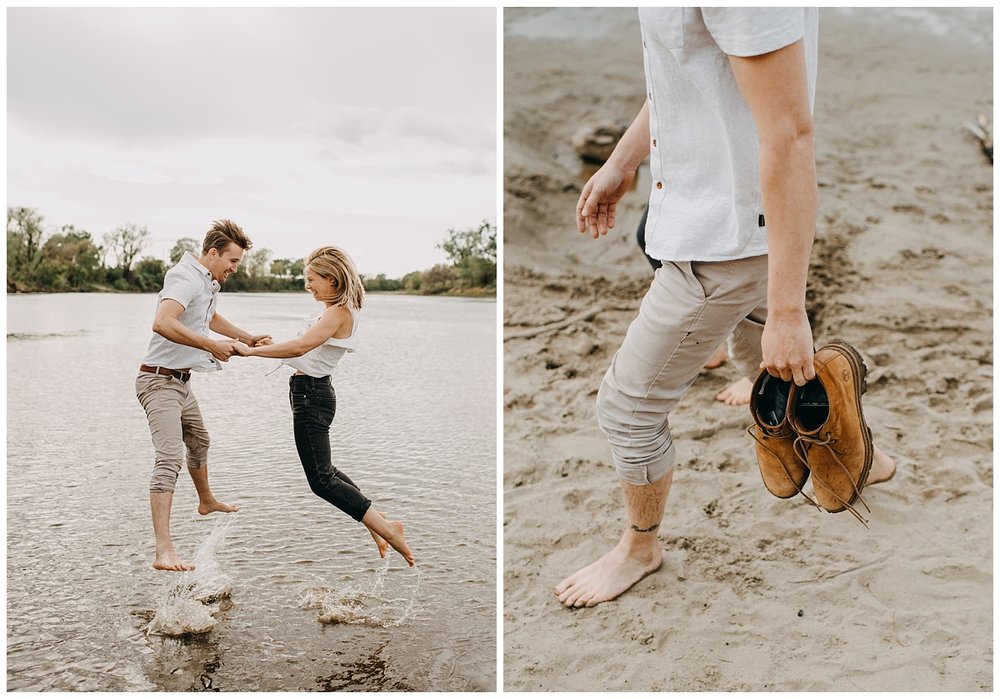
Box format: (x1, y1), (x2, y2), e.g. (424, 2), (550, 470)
(7, 8), (496, 277)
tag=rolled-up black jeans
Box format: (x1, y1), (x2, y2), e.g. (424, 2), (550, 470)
(289, 374), (371, 521)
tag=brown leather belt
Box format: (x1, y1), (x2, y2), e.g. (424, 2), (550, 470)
(139, 364), (192, 382)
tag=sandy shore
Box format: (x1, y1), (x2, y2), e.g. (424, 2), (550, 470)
(502, 8), (992, 692)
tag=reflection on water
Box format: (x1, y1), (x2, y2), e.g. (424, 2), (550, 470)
(7, 292), (496, 692)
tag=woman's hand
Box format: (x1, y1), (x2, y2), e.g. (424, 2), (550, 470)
(231, 340), (254, 356)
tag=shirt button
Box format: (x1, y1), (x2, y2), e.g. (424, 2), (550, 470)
(652, 139), (657, 147)
(656, 182), (663, 189)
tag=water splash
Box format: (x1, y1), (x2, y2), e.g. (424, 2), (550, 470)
(299, 554), (422, 627)
(146, 514), (237, 636)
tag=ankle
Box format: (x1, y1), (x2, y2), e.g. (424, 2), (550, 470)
(619, 530), (661, 560)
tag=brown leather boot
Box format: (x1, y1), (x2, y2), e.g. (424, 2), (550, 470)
(789, 340), (874, 524)
(748, 370), (809, 499)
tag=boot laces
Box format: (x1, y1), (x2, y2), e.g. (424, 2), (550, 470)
(794, 432), (871, 527)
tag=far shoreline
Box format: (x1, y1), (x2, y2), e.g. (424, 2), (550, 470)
(5, 286), (496, 299)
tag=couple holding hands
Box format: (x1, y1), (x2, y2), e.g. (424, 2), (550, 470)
(135, 219), (414, 573)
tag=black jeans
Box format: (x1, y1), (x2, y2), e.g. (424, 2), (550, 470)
(289, 375), (371, 522)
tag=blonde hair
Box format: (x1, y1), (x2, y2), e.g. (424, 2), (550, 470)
(306, 245), (365, 309)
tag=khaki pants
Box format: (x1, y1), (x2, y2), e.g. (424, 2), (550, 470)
(596, 255), (769, 485)
(135, 373), (210, 493)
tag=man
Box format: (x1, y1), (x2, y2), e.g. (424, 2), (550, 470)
(135, 219), (272, 572)
(555, 8), (895, 607)
(635, 204), (752, 405)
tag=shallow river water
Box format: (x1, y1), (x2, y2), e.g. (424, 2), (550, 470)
(7, 291), (496, 691)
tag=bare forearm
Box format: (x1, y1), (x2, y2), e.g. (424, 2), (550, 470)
(152, 316), (210, 351)
(209, 315), (255, 344)
(246, 339), (309, 359)
(606, 100), (651, 172)
(761, 131), (816, 317)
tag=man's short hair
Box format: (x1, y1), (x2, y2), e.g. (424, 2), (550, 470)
(202, 220), (253, 254)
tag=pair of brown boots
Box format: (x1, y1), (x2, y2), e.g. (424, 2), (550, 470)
(748, 340), (874, 525)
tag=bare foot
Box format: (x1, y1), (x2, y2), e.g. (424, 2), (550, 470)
(383, 520), (415, 567)
(198, 499), (239, 516)
(366, 511), (390, 558)
(867, 447), (897, 486)
(715, 377), (752, 406)
(553, 538), (662, 608)
(153, 551), (196, 572)
(703, 346), (728, 370)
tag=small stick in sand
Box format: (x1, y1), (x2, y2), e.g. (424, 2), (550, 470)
(503, 305), (603, 341)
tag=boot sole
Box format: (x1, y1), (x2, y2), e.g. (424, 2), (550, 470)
(817, 339), (875, 512)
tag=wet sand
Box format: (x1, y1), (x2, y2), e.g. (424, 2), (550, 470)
(503, 8), (992, 692)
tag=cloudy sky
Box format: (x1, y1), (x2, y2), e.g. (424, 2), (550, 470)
(7, 8), (496, 277)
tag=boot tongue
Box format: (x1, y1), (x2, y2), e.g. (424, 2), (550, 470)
(757, 375), (791, 428)
(796, 378), (829, 431)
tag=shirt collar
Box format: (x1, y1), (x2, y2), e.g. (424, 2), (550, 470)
(182, 251), (220, 290)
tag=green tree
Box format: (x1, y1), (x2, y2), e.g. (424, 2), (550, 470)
(37, 226), (103, 289)
(421, 263), (458, 294)
(245, 247), (272, 279)
(271, 258), (291, 277)
(104, 223), (150, 280)
(362, 273), (402, 292)
(437, 220), (496, 288)
(134, 257), (168, 292)
(170, 237), (199, 265)
(401, 270), (422, 292)
(7, 206), (45, 282)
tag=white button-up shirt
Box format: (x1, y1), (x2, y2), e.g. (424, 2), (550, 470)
(141, 252), (222, 372)
(638, 7), (818, 262)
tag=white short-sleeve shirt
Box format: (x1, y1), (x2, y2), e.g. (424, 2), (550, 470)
(283, 310), (358, 378)
(638, 7), (819, 262)
(141, 251), (222, 372)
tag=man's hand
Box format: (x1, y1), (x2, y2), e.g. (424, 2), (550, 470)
(576, 163), (637, 238)
(206, 339), (236, 362)
(248, 334), (273, 347)
(760, 309), (815, 385)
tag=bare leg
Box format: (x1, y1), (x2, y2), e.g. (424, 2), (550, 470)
(187, 465), (240, 515)
(703, 346), (728, 370)
(867, 446), (897, 485)
(715, 377), (753, 406)
(361, 508), (415, 566)
(150, 491), (195, 571)
(365, 511), (390, 558)
(554, 470), (674, 607)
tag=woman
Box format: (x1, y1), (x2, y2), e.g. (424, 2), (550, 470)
(233, 246), (414, 566)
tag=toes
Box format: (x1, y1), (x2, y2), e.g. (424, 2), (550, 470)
(557, 584), (579, 605)
(564, 587), (588, 607)
(554, 578), (574, 596)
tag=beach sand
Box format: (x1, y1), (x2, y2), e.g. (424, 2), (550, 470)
(502, 8), (992, 692)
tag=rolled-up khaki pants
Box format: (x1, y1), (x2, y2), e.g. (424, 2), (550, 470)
(135, 373), (211, 493)
(596, 254), (769, 486)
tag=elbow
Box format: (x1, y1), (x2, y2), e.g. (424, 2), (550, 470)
(760, 118), (814, 158)
(152, 320), (164, 336)
(288, 340), (311, 358)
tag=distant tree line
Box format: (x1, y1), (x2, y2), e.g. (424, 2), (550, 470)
(7, 207), (496, 296)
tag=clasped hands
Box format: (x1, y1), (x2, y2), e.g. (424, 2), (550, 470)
(208, 334), (273, 362)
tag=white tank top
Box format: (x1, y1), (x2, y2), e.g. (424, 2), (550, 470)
(282, 309), (358, 378)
